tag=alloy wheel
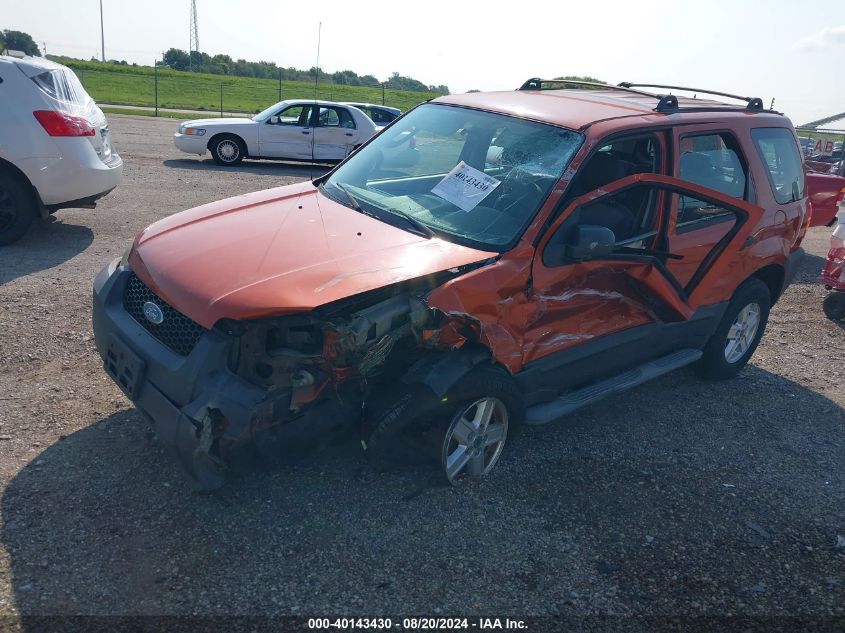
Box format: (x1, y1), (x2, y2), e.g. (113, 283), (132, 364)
(724, 303), (761, 363)
(441, 397), (508, 484)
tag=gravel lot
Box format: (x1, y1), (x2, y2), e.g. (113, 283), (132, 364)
(0, 115), (844, 630)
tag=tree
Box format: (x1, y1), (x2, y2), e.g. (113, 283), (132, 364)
(554, 75), (606, 88)
(162, 48), (190, 71)
(2, 29), (41, 56)
(0, 31), (5, 52)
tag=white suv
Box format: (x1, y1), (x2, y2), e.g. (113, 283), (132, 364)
(0, 55), (122, 245)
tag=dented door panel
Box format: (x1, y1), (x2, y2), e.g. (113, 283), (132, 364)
(522, 174), (765, 366)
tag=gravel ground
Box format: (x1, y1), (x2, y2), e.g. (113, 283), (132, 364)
(0, 115), (844, 630)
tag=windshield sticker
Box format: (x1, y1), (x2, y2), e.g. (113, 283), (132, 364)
(431, 161), (500, 212)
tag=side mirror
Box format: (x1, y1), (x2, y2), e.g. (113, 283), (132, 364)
(565, 225), (616, 260)
(268, 115), (280, 125)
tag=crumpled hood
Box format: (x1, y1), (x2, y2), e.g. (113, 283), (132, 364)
(128, 182), (495, 329)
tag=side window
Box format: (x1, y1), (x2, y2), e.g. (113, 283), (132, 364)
(570, 184), (661, 244)
(677, 133), (747, 232)
(557, 136), (661, 243)
(277, 105), (310, 126)
(751, 127), (805, 204)
(317, 107), (341, 127)
(568, 136), (660, 199)
(543, 183), (665, 267)
(337, 108), (356, 129)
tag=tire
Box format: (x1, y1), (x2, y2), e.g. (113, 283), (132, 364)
(823, 292), (845, 322)
(363, 366), (524, 484)
(209, 134), (245, 166)
(0, 172), (37, 246)
(696, 278), (771, 379)
(435, 367), (524, 485)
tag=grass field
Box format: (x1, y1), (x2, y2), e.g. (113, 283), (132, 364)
(100, 107), (210, 119)
(51, 57), (439, 115)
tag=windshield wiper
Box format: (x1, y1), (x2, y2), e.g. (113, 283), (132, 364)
(385, 206), (434, 239)
(327, 182), (433, 239)
(332, 182), (364, 213)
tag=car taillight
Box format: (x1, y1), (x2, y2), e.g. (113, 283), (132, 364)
(836, 187), (845, 204)
(33, 110), (96, 137)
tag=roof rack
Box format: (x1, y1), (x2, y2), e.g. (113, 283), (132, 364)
(618, 83), (765, 111)
(518, 78), (657, 99)
(518, 77), (767, 114)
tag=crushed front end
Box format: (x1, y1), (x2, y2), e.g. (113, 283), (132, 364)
(92, 260), (473, 489)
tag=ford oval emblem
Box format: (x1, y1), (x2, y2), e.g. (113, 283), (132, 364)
(143, 301), (164, 325)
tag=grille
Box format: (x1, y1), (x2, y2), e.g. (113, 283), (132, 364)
(123, 273), (206, 356)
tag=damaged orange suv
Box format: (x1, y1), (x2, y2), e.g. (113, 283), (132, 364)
(93, 79), (809, 489)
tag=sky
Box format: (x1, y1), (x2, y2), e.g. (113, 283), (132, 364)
(2, 0), (844, 127)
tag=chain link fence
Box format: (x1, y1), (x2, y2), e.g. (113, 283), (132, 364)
(73, 67), (432, 116)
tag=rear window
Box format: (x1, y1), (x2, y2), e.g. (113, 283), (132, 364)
(751, 127), (805, 204)
(30, 68), (90, 106)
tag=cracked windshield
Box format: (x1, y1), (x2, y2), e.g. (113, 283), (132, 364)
(322, 104), (583, 249)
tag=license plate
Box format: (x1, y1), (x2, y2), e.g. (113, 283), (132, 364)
(104, 335), (145, 400)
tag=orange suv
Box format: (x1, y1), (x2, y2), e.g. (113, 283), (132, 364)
(92, 79), (808, 489)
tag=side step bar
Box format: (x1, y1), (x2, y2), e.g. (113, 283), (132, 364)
(524, 348), (703, 425)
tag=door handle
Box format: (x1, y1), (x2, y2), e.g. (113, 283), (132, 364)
(301, 130), (311, 135)
(345, 132), (354, 137)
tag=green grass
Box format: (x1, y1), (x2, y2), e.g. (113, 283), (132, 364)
(51, 57), (438, 114)
(100, 106), (206, 119)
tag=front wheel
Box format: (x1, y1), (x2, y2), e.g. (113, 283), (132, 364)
(210, 134), (245, 166)
(696, 278), (771, 379)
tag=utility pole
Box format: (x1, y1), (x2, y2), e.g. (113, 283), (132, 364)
(99, 0), (105, 62)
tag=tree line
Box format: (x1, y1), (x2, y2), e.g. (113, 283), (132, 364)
(161, 48), (449, 94)
(0, 29), (41, 56)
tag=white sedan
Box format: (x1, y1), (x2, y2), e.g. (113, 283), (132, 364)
(173, 99), (378, 166)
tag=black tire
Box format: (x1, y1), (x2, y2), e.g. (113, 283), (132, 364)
(823, 292), (845, 322)
(209, 134), (246, 166)
(696, 278), (771, 379)
(363, 365), (524, 482)
(0, 172), (37, 246)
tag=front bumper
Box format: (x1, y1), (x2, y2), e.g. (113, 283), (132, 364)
(92, 262), (268, 488)
(174, 133), (207, 156)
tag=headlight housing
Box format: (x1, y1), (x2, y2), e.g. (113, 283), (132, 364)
(183, 127), (206, 136)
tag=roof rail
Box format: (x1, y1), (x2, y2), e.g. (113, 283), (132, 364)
(518, 77), (657, 99)
(518, 77), (770, 115)
(618, 82), (764, 111)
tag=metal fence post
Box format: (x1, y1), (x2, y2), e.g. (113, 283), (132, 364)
(220, 84), (223, 116)
(382, 83), (385, 105)
(154, 60), (158, 117)
(278, 69), (282, 102)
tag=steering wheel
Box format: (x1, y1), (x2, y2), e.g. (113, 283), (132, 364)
(495, 167), (546, 214)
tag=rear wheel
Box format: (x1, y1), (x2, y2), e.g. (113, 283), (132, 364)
(697, 278), (771, 379)
(0, 172), (36, 246)
(210, 134), (245, 166)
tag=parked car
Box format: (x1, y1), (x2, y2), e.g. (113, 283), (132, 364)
(807, 171), (845, 226)
(94, 79), (807, 489)
(806, 149), (844, 173)
(174, 100), (378, 166)
(342, 103), (401, 127)
(0, 55), (122, 245)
